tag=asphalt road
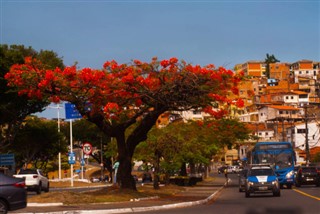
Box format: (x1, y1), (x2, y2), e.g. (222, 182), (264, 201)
(12, 173), (319, 214)
(145, 174), (320, 214)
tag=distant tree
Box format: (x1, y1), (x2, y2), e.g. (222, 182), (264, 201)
(8, 116), (66, 170)
(264, 53), (280, 79)
(135, 118), (251, 189)
(5, 57), (244, 190)
(0, 44), (64, 150)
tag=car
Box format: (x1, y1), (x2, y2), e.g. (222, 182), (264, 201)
(218, 166), (227, 174)
(13, 168), (49, 194)
(0, 173), (27, 214)
(295, 166), (320, 187)
(294, 166), (300, 176)
(245, 164), (280, 197)
(142, 172), (152, 183)
(238, 168), (248, 192)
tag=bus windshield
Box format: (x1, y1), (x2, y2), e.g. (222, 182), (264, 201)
(253, 152), (293, 170)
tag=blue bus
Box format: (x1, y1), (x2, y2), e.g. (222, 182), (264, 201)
(249, 142), (295, 189)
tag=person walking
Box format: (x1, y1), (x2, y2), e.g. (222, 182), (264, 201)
(224, 167), (228, 185)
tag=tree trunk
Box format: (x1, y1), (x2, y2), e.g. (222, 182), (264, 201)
(180, 162), (187, 176)
(153, 150), (160, 189)
(115, 132), (137, 190)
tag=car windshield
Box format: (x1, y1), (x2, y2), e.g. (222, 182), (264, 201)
(19, 169), (37, 174)
(301, 167), (316, 173)
(249, 168), (273, 176)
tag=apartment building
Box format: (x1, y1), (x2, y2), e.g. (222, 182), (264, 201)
(235, 61), (266, 77)
(258, 105), (301, 122)
(291, 60), (318, 82)
(269, 62), (291, 80)
(287, 121), (320, 151)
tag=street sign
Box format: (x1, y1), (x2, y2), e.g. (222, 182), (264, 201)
(68, 152), (76, 164)
(83, 142), (93, 155)
(80, 158), (85, 166)
(0, 154), (15, 166)
(65, 103), (82, 119)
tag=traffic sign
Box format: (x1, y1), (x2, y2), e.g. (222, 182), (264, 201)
(80, 158), (85, 166)
(68, 152), (76, 164)
(0, 154), (15, 166)
(65, 103), (82, 119)
(83, 142), (92, 155)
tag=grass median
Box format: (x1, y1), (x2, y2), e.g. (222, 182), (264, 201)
(28, 181), (185, 205)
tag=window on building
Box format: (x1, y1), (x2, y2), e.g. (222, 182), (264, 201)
(285, 96), (289, 100)
(265, 132), (268, 135)
(297, 129), (306, 134)
(291, 96), (294, 99)
(279, 110), (283, 114)
(299, 71), (302, 74)
(193, 110), (202, 115)
(306, 70), (309, 74)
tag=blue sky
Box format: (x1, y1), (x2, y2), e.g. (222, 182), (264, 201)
(1, 0), (319, 118)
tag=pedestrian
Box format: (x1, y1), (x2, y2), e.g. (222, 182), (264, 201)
(113, 160), (119, 186)
(224, 168), (228, 185)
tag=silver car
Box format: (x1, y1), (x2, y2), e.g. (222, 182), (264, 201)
(0, 173), (27, 214)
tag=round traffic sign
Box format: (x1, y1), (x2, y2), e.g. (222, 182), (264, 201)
(83, 142), (92, 155)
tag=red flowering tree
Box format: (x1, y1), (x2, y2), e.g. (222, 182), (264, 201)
(5, 57), (244, 190)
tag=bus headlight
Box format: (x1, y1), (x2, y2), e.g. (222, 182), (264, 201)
(286, 170), (294, 178)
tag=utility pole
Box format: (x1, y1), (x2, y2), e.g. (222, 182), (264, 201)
(303, 105), (310, 165)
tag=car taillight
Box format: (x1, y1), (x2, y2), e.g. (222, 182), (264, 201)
(14, 181), (26, 188)
(33, 175), (38, 178)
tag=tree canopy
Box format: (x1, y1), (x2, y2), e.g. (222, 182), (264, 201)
(5, 56), (244, 190)
(264, 53), (280, 79)
(0, 44), (64, 149)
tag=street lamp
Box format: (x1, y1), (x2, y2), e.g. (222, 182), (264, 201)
(48, 103), (62, 180)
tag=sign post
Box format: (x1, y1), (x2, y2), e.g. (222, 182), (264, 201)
(65, 103), (82, 187)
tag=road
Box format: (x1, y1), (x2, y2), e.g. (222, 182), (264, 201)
(146, 174), (320, 214)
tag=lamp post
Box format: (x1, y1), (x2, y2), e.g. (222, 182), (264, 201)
(48, 103), (62, 180)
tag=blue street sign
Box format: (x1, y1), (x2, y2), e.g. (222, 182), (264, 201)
(81, 158), (85, 166)
(68, 152), (76, 164)
(65, 103), (82, 119)
(0, 154), (15, 166)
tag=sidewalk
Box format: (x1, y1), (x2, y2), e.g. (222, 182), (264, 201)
(12, 174), (227, 214)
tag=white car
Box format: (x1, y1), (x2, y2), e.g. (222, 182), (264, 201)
(14, 169), (49, 194)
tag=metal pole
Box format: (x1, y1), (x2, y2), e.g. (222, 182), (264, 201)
(57, 104), (61, 180)
(304, 106), (310, 165)
(70, 119), (74, 187)
(100, 137), (104, 181)
(81, 148), (84, 180)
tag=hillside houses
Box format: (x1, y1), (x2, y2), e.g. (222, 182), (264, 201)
(167, 59), (320, 165)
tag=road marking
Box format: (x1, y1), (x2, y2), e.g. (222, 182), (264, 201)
(293, 188), (320, 201)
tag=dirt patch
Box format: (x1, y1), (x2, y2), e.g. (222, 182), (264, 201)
(28, 183), (185, 205)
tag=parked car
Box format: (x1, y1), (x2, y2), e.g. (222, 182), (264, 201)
(0, 173), (27, 214)
(245, 164), (280, 197)
(231, 165), (240, 174)
(295, 166), (320, 187)
(142, 172), (152, 183)
(13, 168), (49, 194)
(238, 168), (248, 192)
